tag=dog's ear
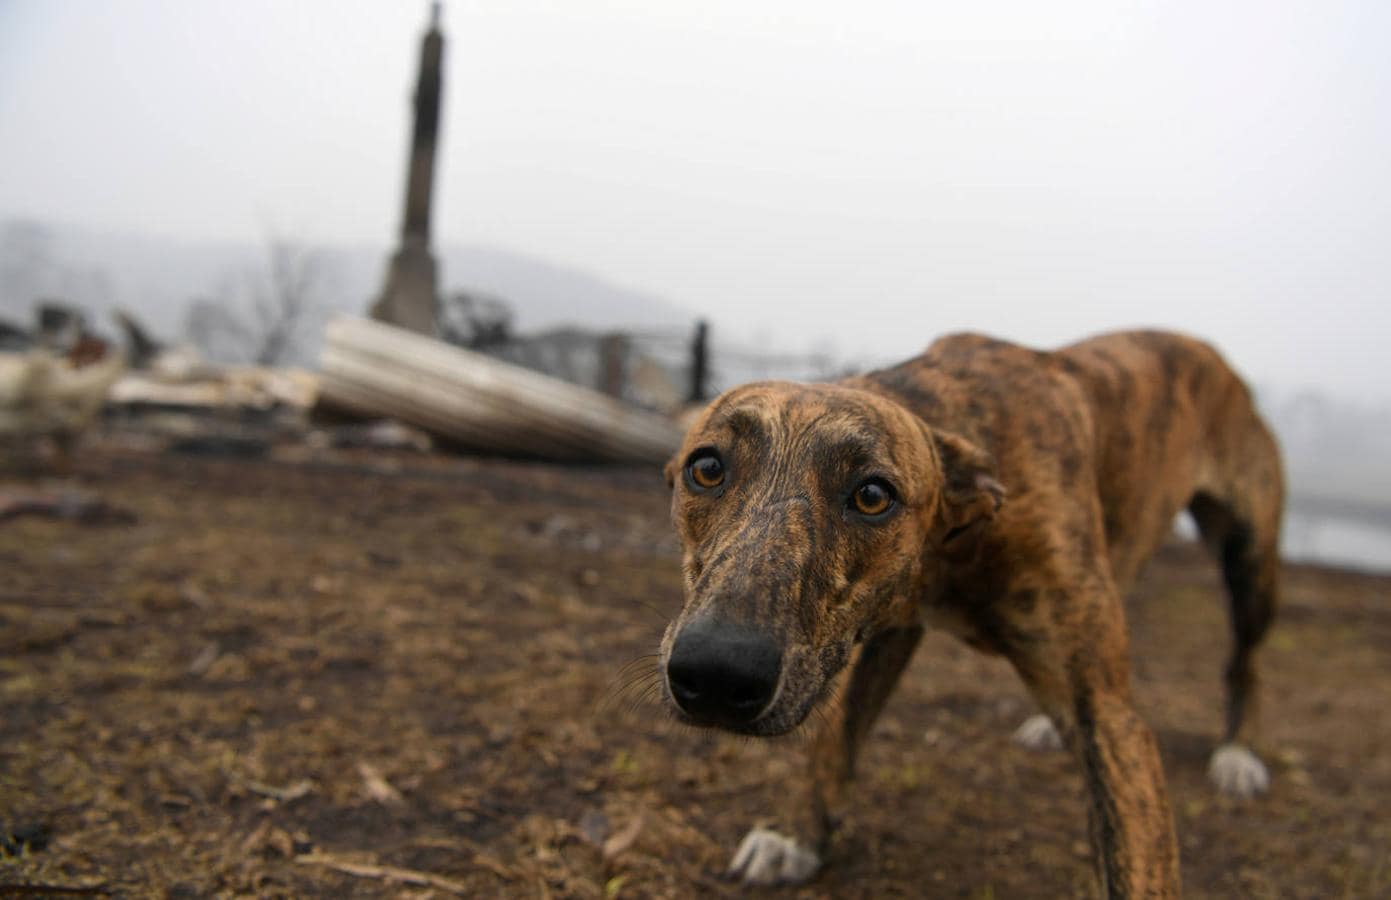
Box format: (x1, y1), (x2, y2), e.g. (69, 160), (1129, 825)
(929, 429), (1006, 550)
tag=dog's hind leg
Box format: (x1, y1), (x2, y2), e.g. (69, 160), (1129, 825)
(1189, 486), (1281, 798)
(727, 624), (924, 885)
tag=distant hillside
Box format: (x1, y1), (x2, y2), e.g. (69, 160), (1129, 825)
(0, 218), (696, 364)
(4, 216), (1389, 528)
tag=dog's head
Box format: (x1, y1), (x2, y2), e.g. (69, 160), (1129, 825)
(659, 381), (1004, 736)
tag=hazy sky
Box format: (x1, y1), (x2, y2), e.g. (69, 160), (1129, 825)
(2, 1), (1388, 396)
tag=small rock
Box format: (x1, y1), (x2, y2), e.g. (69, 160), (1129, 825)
(188, 641), (220, 676)
(578, 808), (610, 847)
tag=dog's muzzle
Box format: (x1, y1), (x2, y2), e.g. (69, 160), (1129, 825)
(665, 618), (782, 728)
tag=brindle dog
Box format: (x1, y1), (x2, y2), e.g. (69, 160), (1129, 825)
(658, 330), (1283, 898)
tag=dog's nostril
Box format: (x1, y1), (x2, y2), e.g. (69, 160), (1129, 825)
(666, 619), (781, 725)
(667, 672), (702, 705)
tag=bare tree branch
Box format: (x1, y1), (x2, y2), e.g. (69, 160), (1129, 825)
(184, 236), (324, 366)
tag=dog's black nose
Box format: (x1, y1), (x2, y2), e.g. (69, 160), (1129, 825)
(666, 619), (782, 725)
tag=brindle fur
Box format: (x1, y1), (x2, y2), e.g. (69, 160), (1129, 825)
(659, 329), (1283, 898)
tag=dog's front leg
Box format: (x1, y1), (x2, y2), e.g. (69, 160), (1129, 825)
(728, 624), (924, 885)
(1017, 595), (1181, 899)
(1069, 682), (1181, 899)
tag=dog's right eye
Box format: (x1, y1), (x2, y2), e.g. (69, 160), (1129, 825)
(685, 450), (725, 491)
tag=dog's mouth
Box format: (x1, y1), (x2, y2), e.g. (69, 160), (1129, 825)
(659, 635), (848, 738)
(660, 677), (815, 737)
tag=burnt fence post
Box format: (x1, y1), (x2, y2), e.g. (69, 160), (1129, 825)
(689, 320), (709, 404)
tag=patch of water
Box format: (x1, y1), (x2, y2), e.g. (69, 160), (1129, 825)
(1174, 510), (1391, 574)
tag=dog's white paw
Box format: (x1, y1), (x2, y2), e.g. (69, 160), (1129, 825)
(1208, 743), (1269, 798)
(1013, 713), (1064, 751)
(727, 827), (820, 885)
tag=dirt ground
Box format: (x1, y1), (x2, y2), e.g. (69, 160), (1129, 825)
(2, 442), (1388, 898)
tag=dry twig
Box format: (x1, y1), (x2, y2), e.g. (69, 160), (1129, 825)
(602, 812), (645, 862)
(294, 853), (469, 894)
(239, 778), (315, 802)
(357, 760), (404, 804)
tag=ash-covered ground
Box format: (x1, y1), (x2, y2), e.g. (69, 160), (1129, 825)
(3, 445), (1387, 898)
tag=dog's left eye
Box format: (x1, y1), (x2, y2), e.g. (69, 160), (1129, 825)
(851, 479), (895, 518)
